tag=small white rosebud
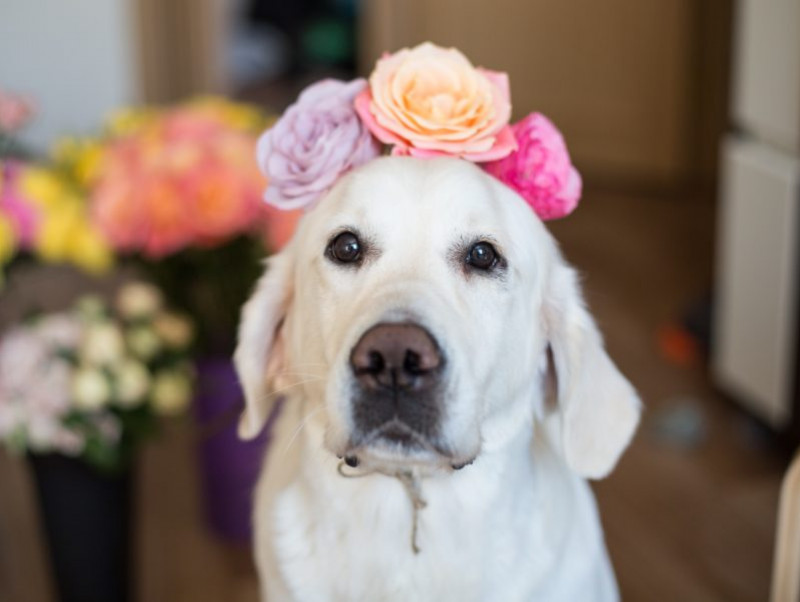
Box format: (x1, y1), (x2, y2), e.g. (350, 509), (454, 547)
(126, 326), (161, 361)
(72, 368), (111, 411)
(153, 312), (194, 349)
(151, 370), (192, 416)
(81, 322), (125, 366)
(116, 282), (163, 320)
(114, 360), (150, 408)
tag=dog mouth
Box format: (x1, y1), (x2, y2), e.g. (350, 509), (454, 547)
(341, 419), (474, 472)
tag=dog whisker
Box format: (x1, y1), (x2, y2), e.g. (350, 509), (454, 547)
(251, 377), (323, 409)
(282, 405), (325, 456)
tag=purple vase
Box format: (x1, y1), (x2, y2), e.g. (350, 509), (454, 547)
(193, 357), (271, 543)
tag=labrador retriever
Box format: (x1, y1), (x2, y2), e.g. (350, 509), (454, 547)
(235, 156), (640, 602)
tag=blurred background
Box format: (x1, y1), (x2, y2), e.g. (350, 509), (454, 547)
(0, 0), (798, 601)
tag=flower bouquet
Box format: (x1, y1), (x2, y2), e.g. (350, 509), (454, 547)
(1, 91), (113, 287)
(76, 97), (298, 542)
(84, 97), (280, 351)
(0, 281), (193, 602)
(0, 160), (113, 284)
(0, 280), (194, 471)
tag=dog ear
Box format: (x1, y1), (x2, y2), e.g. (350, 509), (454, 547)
(544, 262), (641, 479)
(234, 248), (295, 440)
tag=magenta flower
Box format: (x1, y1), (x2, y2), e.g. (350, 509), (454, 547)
(483, 113), (582, 221)
(0, 161), (39, 246)
(256, 79), (381, 211)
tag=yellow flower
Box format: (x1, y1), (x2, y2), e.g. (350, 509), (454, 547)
(0, 213), (16, 265)
(105, 107), (157, 137)
(53, 137), (105, 186)
(19, 166), (67, 209)
(188, 96), (268, 131)
(34, 199), (81, 261)
(68, 224), (113, 274)
(0, 214), (17, 287)
(34, 200), (112, 273)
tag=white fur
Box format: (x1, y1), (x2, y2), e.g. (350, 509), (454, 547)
(235, 157), (641, 602)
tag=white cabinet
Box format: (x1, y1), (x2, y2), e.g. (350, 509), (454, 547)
(731, 0), (800, 153)
(713, 137), (800, 427)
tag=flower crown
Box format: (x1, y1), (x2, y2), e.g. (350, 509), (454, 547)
(257, 42), (581, 221)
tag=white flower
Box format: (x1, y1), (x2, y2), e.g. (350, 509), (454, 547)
(81, 322), (125, 366)
(151, 370), (192, 416)
(116, 282), (163, 320)
(75, 295), (107, 321)
(27, 415), (61, 452)
(153, 312), (194, 349)
(114, 360), (150, 408)
(126, 326), (161, 361)
(37, 314), (83, 349)
(72, 367), (111, 411)
(0, 327), (50, 394)
(0, 404), (23, 438)
(28, 358), (73, 415)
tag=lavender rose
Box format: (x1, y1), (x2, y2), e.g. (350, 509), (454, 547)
(257, 79), (381, 210)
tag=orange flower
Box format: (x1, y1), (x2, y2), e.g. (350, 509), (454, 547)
(90, 100), (268, 258)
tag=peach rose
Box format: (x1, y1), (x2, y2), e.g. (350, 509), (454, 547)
(355, 42), (516, 162)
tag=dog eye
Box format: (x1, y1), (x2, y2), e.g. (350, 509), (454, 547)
(466, 242), (498, 270)
(328, 231), (362, 264)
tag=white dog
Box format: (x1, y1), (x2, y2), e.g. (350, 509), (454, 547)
(235, 156), (640, 602)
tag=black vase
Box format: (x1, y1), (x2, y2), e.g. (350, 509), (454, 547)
(27, 454), (132, 602)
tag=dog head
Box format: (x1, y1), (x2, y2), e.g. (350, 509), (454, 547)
(235, 157), (639, 478)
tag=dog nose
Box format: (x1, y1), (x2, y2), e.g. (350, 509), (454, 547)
(350, 323), (442, 391)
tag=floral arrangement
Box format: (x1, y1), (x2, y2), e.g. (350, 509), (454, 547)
(257, 42), (582, 220)
(0, 161), (113, 277)
(89, 97), (270, 258)
(0, 281), (194, 471)
(0, 90), (112, 285)
(57, 97), (295, 352)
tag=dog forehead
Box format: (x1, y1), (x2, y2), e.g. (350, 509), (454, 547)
(317, 157), (506, 231)
(297, 156), (553, 274)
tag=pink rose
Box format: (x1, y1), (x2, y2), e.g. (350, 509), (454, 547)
(355, 42), (516, 162)
(0, 161), (39, 246)
(257, 79), (381, 211)
(0, 91), (34, 133)
(483, 113), (582, 221)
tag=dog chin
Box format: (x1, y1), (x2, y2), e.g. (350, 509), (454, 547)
(338, 424), (477, 475)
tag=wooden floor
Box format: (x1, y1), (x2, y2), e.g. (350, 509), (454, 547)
(0, 189), (788, 601)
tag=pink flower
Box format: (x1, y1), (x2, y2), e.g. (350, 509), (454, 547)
(355, 42), (516, 162)
(483, 113), (582, 221)
(0, 91), (34, 133)
(257, 79), (381, 211)
(0, 161), (39, 246)
(91, 102), (266, 258)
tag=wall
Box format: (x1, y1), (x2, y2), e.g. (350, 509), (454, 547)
(0, 0), (139, 151)
(360, 0), (732, 188)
